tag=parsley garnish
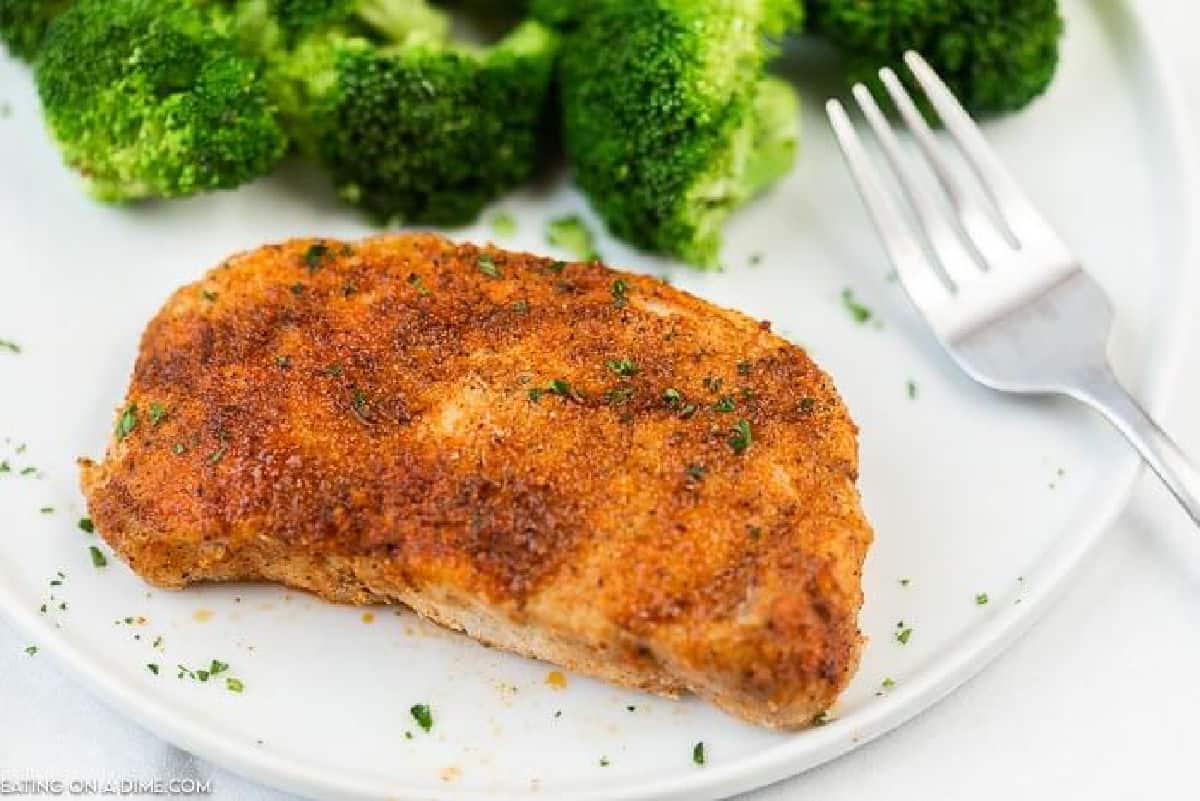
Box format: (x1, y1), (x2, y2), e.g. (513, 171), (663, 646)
(147, 663), (160, 675)
(351, 388), (370, 420)
(148, 402), (167, 426)
(881, 677), (896, 689)
(200, 290), (218, 303)
(546, 215), (599, 261)
(841, 288), (873, 324)
(546, 260), (566, 274)
(685, 465), (706, 482)
(896, 627), (913, 645)
(599, 757), (610, 768)
(812, 711), (832, 726)
(407, 274), (431, 296)
(172, 443), (187, 456)
(39, 506), (54, 514)
(477, 253), (501, 278)
(527, 388), (545, 403)
(491, 212), (517, 237)
(975, 593), (989, 605)
(906, 380), (918, 399)
(88, 546), (107, 568)
(303, 243), (329, 273)
(692, 742), (706, 766)
(663, 388), (683, 408)
(25, 645), (37, 656)
(610, 279), (628, 308)
(712, 396), (735, 413)
(226, 677), (245, 693)
(798, 397), (816, 414)
(899, 578), (910, 587)
(207, 447), (227, 465)
(78, 517), (94, 534)
(606, 358), (637, 377)
(604, 387), (634, 406)
(410, 703), (433, 732)
(290, 282), (305, 296)
(511, 299), (530, 313)
(729, 419), (752, 454)
(679, 403), (698, 419)
(0, 338), (20, 354)
(115, 404), (138, 441)
(324, 363), (343, 377)
(19, 466), (36, 476)
(736, 360), (751, 376)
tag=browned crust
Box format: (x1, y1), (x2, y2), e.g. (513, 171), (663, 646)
(80, 234), (873, 728)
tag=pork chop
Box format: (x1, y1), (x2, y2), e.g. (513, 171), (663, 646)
(80, 234), (873, 728)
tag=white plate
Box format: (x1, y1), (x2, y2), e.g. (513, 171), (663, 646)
(0, 2), (1194, 799)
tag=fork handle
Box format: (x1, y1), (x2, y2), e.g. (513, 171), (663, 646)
(1066, 367), (1200, 527)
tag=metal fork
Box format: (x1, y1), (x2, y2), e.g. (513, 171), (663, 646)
(826, 50), (1200, 526)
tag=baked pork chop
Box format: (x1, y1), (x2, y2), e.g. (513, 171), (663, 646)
(81, 234), (873, 728)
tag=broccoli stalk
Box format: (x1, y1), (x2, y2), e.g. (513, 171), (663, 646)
(0, 0), (68, 61)
(556, 0), (803, 268)
(35, 0), (288, 201)
(807, 0), (1064, 115)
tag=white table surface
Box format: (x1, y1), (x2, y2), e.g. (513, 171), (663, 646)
(4, 4), (1199, 799)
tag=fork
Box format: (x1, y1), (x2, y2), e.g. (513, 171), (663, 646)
(826, 51), (1200, 526)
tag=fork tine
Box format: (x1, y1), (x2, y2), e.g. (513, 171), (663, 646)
(878, 67), (1018, 272)
(902, 51), (1069, 257)
(851, 83), (981, 291)
(825, 99), (951, 315)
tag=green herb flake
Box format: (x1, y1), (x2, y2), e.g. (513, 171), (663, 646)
(736, 360), (752, 376)
(148, 402), (168, 426)
(25, 645), (37, 656)
(0, 338), (21, 354)
(341, 283), (358, 297)
(749, 252), (763, 266)
(275, 355), (291, 368)
(975, 593), (989, 606)
(491, 212), (517, 237)
(209, 659), (230, 676)
(604, 387), (635, 406)
(410, 703), (433, 732)
(351, 388), (370, 419)
(207, 447), (227, 465)
(798, 397), (816, 414)
(611, 278), (629, 308)
(702, 376), (722, 393)
(896, 627), (913, 645)
(477, 253), (501, 278)
(881, 677), (896, 689)
(685, 464), (706, 482)
(78, 517), (94, 534)
(527, 388), (545, 403)
(729, 419), (752, 454)
(303, 243), (329, 273)
(172, 443), (187, 456)
(678, 403), (698, 419)
(115, 404), (138, 441)
(841, 288), (873, 324)
(88, 546), (107, 568)
(663, 388), (683, 408)
(511, 299), (530, 313)
(712, 395), (736, 413)
(606, 358), (637, 377)
(200, 290), (218, 303)
(692, 741), (706, 765)
(546, 215), (599, 262)
(599, 756), (611, 768)
(812, 711), (832, 726)
(546, 260), (566, 274)
(147, 663), (160, 675)
(407, 274), (431, 296)
(0, 460), (8, 473)
(899, 578), (910, 587)
(39, 506), (54, 514)
(906, 380), (918, 400)
(290, 282), (305, 296)
(19, 466), (37, 476)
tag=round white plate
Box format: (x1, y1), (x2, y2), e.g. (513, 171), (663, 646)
(0, 2), (1194, 799)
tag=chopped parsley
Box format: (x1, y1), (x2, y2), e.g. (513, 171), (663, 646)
(0, 461), (7, 473)
(289, 282), (305, 296)
(303, 243), (330, 272)
(662, 388), (683, 408)
(275, 355), (291, 368)
(604, 387), (635, 406)
(88, 546), (107, 568)
(736, 360), (752, 376)
(410, 703), (433, 732)
(172, 443), (187, 456)
(511, 299), (530, 313)
(546, 215), (599, 261)
(678, 403), (698, 419)
(729, 419), (752, 454)
(841, 288), (873, 324)
(798, 397), (816, 414)
(201, 290), (218, 303)
(881, 677), (896, 690)
(906, 379), (918, 400)
(702, 376), (723, 393)
(527, 388), (545, 403)
(610, 278), (629, 308)
(693, 742), (706, 766)
(685, 464), (706, 482)
(25, 645), (37, 656)
(226, 677), (245, 693)
(899, 578), (910, 587)
(19, 466), (36, 476)
(351, 388), (370, 419)
(0, 338), (20, 354)
(606, 358), (637, 377)
(207, 447), (227, 465)
(712, 395), (736, 413)
(542, 379), (582, 402)
(812, 711), (832, 726)
(39, 506), (54, 514)
(407, 274), (431, 296)
(598, 756), (610, 768)
(78, 517), (94, 534)
(546, 260), (566, 274)
(477, 253), (501, 278)
(148, 402), (168, 426)
(147, 663), (160, 675)
(975, 593), (989, 606)
(115, 404), (138, 441)
(749, 252), (763, 266)
(895, 627), (913, 645)
(491, 212), (517, 237)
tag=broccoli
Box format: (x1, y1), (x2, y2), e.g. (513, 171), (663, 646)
(807, 0), (1064, 115)
(35, 0), (288, 202)
(0, 0), (68, 60)
(223, 1), (560, 225)
(555, 0), (803, 268)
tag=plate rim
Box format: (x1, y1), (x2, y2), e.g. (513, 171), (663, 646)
(1, 2), (1195, 799)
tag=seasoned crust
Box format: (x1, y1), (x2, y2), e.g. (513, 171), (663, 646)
(80, 234), (873, 728)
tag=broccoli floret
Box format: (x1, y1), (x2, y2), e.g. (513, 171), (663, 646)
(231, 1), (559, 225)
(556, 0), (803, 268)
(35, 0), (288, 202)
(0, 0), (68, 60)
(807, 0), (1063, 114)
